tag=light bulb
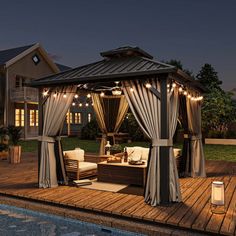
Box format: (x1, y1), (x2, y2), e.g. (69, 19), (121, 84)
(172, 82), (176, 88)
(179, 87), (183, 92)
(53, 92), (57, 98)
(74, 94), (79, 98)
(79, 103), (82, 107)
(130, 88), (134, 92)
(72, 102), (75, 106)
(183, 91), (187, 96)
(43, 90), (48, 96)
(100, 92), (105, 97)
(63, 93), (67, 98)
(87, 93), (91, 98)
(85, 103), (89, 107)
(145, 83), (151, 88)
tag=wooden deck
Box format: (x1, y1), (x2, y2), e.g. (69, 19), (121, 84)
(0, 153), (236, 235)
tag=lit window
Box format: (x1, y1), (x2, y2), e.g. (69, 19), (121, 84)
(15, 109), (24, 127)
(88, 113), (92, 123)
(30, 110), (38, 127)
(66, 112), (73, 124)
(75, 113), (82, 124)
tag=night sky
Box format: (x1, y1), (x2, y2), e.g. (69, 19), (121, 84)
(0, 0), (235, 90)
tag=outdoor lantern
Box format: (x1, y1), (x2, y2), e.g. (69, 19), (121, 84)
(105, 141), (111, 155)
(211, 181), (225, 214)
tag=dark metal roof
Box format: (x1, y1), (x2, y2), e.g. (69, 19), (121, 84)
(30, 56), (176, 87)
(100, 46), (153, 59)
(0, 44), (35, 65)
(55, 63), (71, 72)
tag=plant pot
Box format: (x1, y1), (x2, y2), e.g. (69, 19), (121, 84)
(9, 146), (21, 164)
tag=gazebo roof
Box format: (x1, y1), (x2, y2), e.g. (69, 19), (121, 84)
(30, 46), (205, 92)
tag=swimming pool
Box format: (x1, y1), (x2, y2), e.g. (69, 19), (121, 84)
(0, 204), (144, 236)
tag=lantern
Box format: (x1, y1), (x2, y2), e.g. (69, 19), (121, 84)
(211, 181), (225, 214)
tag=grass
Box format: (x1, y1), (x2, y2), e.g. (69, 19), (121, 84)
(19, 137), (236, 162)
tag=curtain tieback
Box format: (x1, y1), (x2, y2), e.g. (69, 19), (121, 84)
(152, 139), (173, 147)
(55, 136), (61, 141)
(38, 136), (55, 143)
(191, 134), (202, 141)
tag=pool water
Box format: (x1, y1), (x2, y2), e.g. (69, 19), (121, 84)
(0, 204), (144, 236)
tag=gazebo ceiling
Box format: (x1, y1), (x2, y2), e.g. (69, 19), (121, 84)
(30, 46), (205, 92)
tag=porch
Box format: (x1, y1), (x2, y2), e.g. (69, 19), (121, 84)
(0, 153), (235, 235)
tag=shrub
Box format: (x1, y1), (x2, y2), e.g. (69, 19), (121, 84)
(8, 125), (22, 145)
(81, 119), (100, 140)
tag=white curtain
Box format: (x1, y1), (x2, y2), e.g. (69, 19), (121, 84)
(187, 98), (206, 177)
(39, 86), (77, 188)
(169, 88), (182, 201)
(92, 93), (128, 155)
(122, 80), (181, 206)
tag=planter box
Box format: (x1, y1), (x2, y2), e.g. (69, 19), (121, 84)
(205, 138), (236, 145)
(9, 146), (21, 164)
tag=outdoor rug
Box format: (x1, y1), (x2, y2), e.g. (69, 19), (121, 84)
(80, 180), (128, 192)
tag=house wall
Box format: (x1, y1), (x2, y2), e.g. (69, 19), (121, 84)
(6, 48), (56, 127)
(0, 69), (6, 124)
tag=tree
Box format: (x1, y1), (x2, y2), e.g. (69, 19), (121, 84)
(196, 63), (222, 90)
(196, 64), (236, 133)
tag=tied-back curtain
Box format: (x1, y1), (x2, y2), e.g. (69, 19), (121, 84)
(169, 88), (182, 201)
(92, 93), (128, 155)
(122, 80), (181, 205)
(91, 93), (107, 155)
(187, 98), (206, 177)
(39, 86), (77, 188)
(179, 95), (191, 177)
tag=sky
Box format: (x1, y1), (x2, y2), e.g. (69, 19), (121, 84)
(0, 0), (235, 90)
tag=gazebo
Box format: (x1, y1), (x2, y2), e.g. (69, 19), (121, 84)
(30, 46), (206, 206)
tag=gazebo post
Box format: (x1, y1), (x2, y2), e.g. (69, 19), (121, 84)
(38, 88), (43, 186)
(160, 74), (170, 204)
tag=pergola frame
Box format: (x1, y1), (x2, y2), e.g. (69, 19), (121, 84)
(31, 46), (205, 205)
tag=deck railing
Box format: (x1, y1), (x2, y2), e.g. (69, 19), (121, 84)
(10, 87), (38, 102)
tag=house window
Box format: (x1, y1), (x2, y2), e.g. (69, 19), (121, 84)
(88, 113), (92, 123)
(32, 54), (40, 65)
(15, 76), (26, 88)
(66, 112), (73, 124)
(30, 110), (38, 127)
(74, 113), (82, 124)
(15, 109), (24, 127)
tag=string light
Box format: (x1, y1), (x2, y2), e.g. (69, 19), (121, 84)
(100, 92), (105, 97)
(43, 89), (48, 96)
(179, 87), (183, 92)
(79, 103), (82, 107)
(63, 92), (67, 98)
(72, 102), (76, 106)
(167, 84), (170, 88)
(187, 94), (191, 99)
(183, 91), (188, 96)
(145, 83), (151, 88)
(172, 82), (176, 88)
(85, 103), (89, 107)
(53, 92), (57, 98)
(74, 94), (79, 98)
(130, 88), (134, 92)
(87, 93), (91, 98)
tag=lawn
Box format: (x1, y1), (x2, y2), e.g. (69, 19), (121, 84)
(19, 137), (236, 162)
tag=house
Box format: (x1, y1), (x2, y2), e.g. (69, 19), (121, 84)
(0, 43), (93, 139)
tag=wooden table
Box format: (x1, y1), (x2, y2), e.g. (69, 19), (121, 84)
(97, 161), (147, 187)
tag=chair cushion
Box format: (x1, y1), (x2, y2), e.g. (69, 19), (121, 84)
(64, 149), (85, 162)
(126, 146), (143, 161)
(79, 162), (97, 172)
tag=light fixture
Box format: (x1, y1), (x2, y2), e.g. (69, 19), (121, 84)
(211, 181), (225, 214)
(87, 93), (91, 98)
(74, 94), (79, 98)
(43, 89), (48, 96)
(100, 92), (105, 97)
(72, 102), (76, 106)
(112, 81), (122, 96)
(145, 83), (151, 88)
(63, 92), (67, 98)
(79, 103), (82, 107)
(85, 103), (89, 107)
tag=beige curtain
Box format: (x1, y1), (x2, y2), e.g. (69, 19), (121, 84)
(39, 86), (77, 188)
(187, 98), (206, 177)
(169, 88), (182, 201)
(92, 93), (129, 155)
(122, 80), (182, 206)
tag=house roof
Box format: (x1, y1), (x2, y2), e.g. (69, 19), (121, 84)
(55, 63), (71, 72)
(0, 44), (35, 65)
(30, 46), (205, 92)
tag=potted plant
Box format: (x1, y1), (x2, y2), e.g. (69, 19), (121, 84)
(0, 126), (10, 160)
(8, 125), (22, 164)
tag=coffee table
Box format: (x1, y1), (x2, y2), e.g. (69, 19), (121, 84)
(97, 161), (147, 187)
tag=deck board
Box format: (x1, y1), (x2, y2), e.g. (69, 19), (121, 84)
(0, 153), (235, 235)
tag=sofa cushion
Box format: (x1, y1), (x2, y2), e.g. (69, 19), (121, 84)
(64, 149), (85, 162)
(79, 162), (97, 172)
